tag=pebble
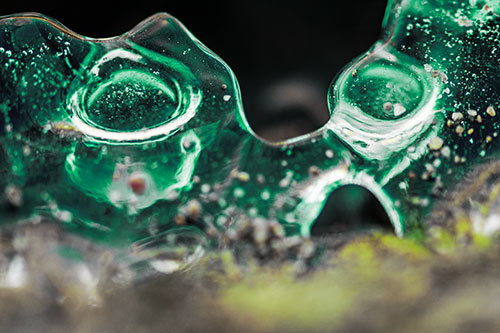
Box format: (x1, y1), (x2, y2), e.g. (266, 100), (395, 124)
(441, 146), (451, 158)
(237, 172), (250, 182)
(452, 112), (464, 121)
(128, 172), (147, 195)
(393, 103), (406, 116)
(467, 109), (477, 117)
(428, 137), (444, 150)
(487, 106), (496, 117)
(5, 185), (22, 207)
(186, 200), (202, 220)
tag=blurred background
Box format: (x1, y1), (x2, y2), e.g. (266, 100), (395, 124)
(1, 0), (391, 232)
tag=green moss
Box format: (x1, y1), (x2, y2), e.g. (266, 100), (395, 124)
(218, 232), (434, 331)
(377, 234), (430, 260)
(428, 227), (459, 254)
(339, 239), (377, 265)
(220, 268), (357, 331)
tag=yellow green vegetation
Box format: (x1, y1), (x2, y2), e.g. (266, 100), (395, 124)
(216, 227), (500, 332)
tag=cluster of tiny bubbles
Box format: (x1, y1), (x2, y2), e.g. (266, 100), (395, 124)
(67, 47), (201, 145)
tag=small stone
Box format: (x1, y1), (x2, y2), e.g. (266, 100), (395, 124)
(4, 185), (22, 207)
(237, 172), (250, 182)
(252, 218), (269, 245)
(269, 220), (285, 238)
(22, 145), (31, 156)
(452, 112), (464, 121)
(279, 177), (291, 188)
(200, 183), (211, 194)
(308, 166), (321, 176)
(487, 106), (496, 117)
(457, 18), (473, 27)
(441, 146), (451, 158)
(428, 137), (444, 150)
(467, 109), (477, 117)
(174, 214), (186, 226)
(298, 239), (316, 260)
(425, 163), (436, 173)
(128, 172), (147, 195)
(393, 103), (406, 116)
(182, 138), (194, 150)
(439, 72), (448, 84)
(186, 200), (202, 220)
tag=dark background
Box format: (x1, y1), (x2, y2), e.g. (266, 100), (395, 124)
(1, 0), (388, 139)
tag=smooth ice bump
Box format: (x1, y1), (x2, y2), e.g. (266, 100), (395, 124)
(2, 2), (500, 245)
(0, 13), (243, 241)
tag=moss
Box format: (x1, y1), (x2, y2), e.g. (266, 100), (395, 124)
(217, 232), (435, 332)
(339, 239), (377, 265)
(219, 266), (357, 331)
(427, 227), (459, 254)
(377, 233), (430, 260)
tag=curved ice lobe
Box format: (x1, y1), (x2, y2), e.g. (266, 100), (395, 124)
(0, 13), (245, 239)
(326, 0), (500, 236)
(0, 14), (89, 133)
(0, 13), (242, 143)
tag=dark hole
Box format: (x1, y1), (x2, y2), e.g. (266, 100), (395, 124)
(311, 185), (392, 236)
(246, 76), (330, 142)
